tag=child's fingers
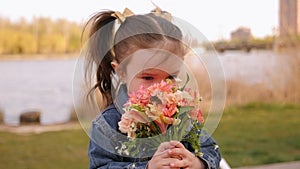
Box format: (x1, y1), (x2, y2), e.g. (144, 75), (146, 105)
(168, 147), (187, 158)
(148, 156), (181, 169)
(169, 140), (185, 148)
(153, 150), (170, 159)
(168, 148), (205, 169)
(157, 142), (170, 151)
(153, 142), (174, 158)
(156, 141), (176, 153)
(169, 158), (187, 168)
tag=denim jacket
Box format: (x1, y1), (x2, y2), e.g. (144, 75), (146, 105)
(88, 104), (221, 169)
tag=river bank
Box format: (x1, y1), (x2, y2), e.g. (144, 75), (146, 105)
(0, 121), (82, 135)
(0, 53), (79, 61)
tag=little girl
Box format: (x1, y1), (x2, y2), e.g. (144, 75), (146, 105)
(82, 7), (221, 169)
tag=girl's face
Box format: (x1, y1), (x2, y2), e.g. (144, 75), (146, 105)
(113, 48), (184, 93)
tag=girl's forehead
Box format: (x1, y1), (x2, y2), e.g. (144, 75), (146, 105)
(116, 48), (184, 79)
(137, 68), (180, 75)
(118, 39), (185, 62)
(155, 40), (185, 58)
(120, 48), (183, 70)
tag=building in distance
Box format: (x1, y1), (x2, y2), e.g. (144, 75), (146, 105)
(230, 27), (252, 42)
(279, 0), (300, 36)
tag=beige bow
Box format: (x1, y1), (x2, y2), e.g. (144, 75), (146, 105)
(110, 8), (134, 57)
(111, 8), (134, 23)
(151, 4), (172, 21)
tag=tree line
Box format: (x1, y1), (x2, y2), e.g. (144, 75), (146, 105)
(211, 35), (275, 53)
(0, 17), (82, 55)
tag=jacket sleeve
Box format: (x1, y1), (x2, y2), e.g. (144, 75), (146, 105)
(197, 130), (221, 169)
(88, 109), (148, 169)
(88, 139), (148, 169)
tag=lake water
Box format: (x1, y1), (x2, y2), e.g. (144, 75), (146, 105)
(0, 50), (289, 125)
(219, 50), (289, 85)
(0, 59), (76, 125)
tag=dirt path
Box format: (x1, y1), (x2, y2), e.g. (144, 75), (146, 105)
(234, 161), (300, 169)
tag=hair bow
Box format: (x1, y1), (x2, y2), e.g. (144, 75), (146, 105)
(110, 8), (134, 57)
(111, 8), (134, 23)
(151, 4), (172, 21)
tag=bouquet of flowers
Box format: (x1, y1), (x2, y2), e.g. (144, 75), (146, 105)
(117, 77), (204, 157)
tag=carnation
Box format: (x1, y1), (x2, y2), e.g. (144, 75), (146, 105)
(117, 77), (204, 157)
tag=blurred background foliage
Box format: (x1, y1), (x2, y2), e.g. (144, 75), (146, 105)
(0, 17), (81, 55)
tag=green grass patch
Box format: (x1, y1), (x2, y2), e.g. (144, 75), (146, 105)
(0, 129), (89, 169)
(0, 102), (299, 168)
(213, 102), (300, 167)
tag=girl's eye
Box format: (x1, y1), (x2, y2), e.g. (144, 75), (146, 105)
(142, 76), (154, 80)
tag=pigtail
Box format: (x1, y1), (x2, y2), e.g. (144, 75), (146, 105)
(82, 10), (117, 106)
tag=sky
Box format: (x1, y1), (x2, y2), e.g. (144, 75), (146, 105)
(0, 0), (278, 41)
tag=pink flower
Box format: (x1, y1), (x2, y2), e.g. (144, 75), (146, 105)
(145, 102), (178, 133)
(154, 115), (173, 133)
(118, 79), (204, 138)
(125, 109), (150, 123)
(162, 103), (178, 117)
(147, 80), (174, 95)
(118, 115), (133, 134)
(127, 85), (150, 107)
(190, 108), (204, 123)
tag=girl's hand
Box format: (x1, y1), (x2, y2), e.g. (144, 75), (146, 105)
(167, 141), (206, 169)
(147, 142), (180, 169)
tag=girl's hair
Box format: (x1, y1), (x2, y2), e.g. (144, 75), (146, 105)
(82, 9), (185, 108)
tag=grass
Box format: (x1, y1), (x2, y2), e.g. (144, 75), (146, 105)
(0, 102), (299, 168)
(213, 102), (300, 167)
(0, 129), (89, 169)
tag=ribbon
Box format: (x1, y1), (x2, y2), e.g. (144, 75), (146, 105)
(151, 4), (172, 21)
(110, 8), (134, 57)
(111, 8), (134, 23)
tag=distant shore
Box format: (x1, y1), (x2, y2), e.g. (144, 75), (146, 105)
(0, 53), (80, 61)
(0, 121), (82, 135)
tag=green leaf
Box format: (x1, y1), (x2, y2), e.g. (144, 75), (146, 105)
(180, 73), (190, 91)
